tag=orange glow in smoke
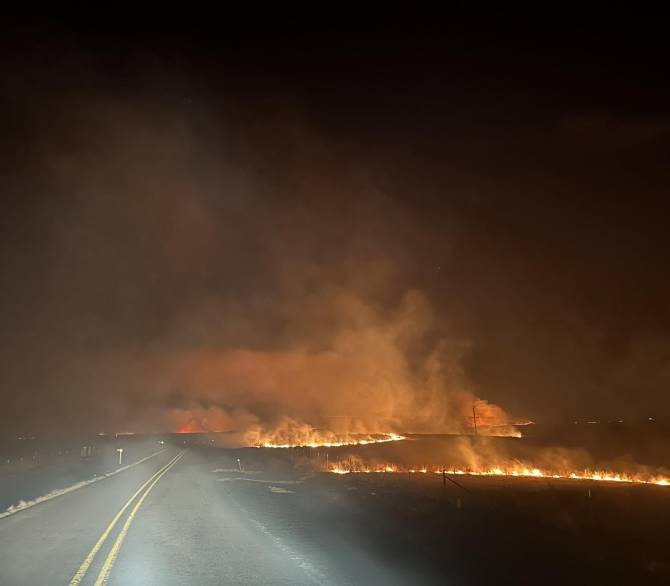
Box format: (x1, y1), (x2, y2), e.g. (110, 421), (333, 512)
(175, 421), (207, 434)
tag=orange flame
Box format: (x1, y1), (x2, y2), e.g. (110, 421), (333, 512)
(257, 432), (406, 449)
(328, 462), (670, 487)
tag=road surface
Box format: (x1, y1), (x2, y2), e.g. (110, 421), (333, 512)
(0, 448), (389, 585)
(4, 445), (669, 585)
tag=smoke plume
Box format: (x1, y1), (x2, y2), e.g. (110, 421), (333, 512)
(1, 83), (514, 440)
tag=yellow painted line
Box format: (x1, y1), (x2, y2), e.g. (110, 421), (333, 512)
(68, 452), (183, 586)
(93, 451), (185, 586)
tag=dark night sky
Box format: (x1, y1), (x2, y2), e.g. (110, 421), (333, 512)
(2, 13), (670, 436)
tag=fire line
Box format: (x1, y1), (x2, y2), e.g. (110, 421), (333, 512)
(327, 464), (670, 487)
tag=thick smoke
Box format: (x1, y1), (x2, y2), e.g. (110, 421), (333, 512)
(4, 29), (670, 441)
(106, 288), (513, 441)
(1, 86), (514, 440)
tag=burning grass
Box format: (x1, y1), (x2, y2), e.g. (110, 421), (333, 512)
(293, 430), (670, 489)
(327, 461), (670, 487)
(256, 432), (406, 449)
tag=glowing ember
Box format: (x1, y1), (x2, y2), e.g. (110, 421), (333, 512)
(258, 432), (406, 449)
(327, 462), (670, 487)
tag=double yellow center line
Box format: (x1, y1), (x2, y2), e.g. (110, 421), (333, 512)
(69, 451), (185, 586)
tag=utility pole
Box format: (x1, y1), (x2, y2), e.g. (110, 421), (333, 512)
(470, 404), (480, 435)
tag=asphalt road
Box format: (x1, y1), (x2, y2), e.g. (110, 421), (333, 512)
(0, 448), (401, 586)
(4, 438), (670, 585)
(3, 443), (670, 585)
(0, 449), (343, 585)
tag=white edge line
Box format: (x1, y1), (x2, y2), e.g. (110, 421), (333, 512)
(222, 488), (327, 585)
(0, 448), (167, 520)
